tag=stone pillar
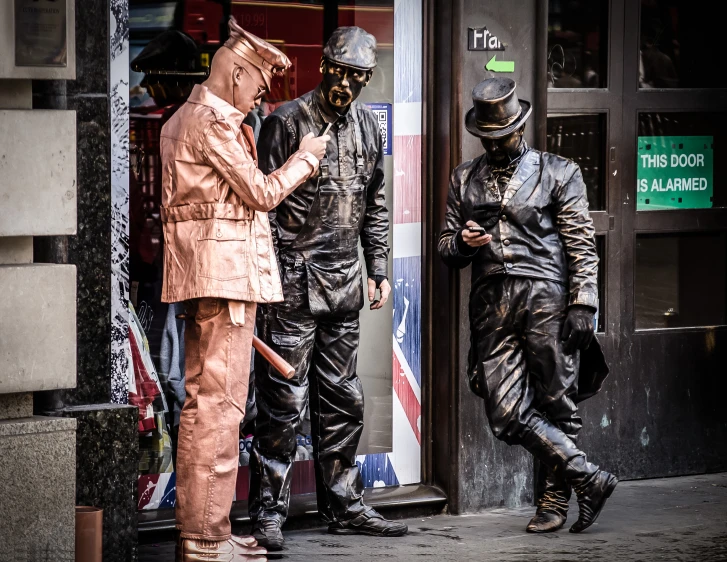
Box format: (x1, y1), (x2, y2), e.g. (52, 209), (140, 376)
(29, 1), (139, 560)
(0, 1), (79, 558)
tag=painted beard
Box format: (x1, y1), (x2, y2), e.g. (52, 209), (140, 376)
(327, 87), (352, 108)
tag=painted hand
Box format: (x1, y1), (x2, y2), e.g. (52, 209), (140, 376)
(562, 305), (596, 355)
(368, 278), (391, 310)
(460, 220), (493, 247)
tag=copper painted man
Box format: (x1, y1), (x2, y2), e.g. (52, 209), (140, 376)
(439, 77), (616, 534)
(160, 17), (329, 561)
(248, 27), (407, 550)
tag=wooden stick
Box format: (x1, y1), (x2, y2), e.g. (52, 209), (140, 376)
(252, 335), (295, 379)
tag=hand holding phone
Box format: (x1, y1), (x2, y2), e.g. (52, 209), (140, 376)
(461, 220), (492, 248)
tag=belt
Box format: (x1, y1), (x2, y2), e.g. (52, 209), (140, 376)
(161, 203), (255, 223)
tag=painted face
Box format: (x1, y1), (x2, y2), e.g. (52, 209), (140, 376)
(320, 60), (371, 110)
(233, 64), (268, 113)
(480, 128), (524, 163)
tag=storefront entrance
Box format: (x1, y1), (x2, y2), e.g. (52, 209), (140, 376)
(545, 0), (727, 477)
(425, 0), (727, 512)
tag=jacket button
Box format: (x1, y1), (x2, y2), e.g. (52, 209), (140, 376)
(506, 262), (514, 269)
(500, 215), (507, 221)
(503, 239), (511, 246)
(216, 230), (222, 238)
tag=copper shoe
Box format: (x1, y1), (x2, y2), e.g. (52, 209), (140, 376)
(177, 535), (268, 561)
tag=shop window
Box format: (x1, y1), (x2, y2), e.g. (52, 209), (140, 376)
(637, 112), (725, 210)
(635, 233), (727, 330)
(129, 0), (422, 510)
(639, 0), (727, 89)
(547, 0), (608, 88)
(547, 113), (606, 211)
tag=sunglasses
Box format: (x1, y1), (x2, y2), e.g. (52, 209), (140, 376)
(240, 65), (268, 100)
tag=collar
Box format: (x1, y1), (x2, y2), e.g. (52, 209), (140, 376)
(188, 84), (245, 129)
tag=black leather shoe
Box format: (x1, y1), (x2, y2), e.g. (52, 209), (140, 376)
(328, 508), (408, 537)
(252, 518), (285, 551)
(570, 470), (618, 533)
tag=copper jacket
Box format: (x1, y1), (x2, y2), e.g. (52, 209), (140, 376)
(439, 148), (599, 309)
(160, 85), (319, 304)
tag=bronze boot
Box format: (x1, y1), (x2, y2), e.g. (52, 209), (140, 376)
(526, 467), (571, 533)
(178, 535), (268, 561)
(570, 469), (619, 533)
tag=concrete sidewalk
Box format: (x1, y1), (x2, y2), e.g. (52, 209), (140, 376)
(140, 472), (727, 561)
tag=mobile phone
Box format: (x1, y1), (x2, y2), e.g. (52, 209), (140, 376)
(466, 226), (487, 235)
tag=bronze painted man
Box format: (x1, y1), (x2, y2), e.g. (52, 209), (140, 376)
(249, 26), (407, 550)
(160, 17), (328, 561)
(439, 77), (615, 534)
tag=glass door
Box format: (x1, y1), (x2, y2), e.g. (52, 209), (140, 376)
(546, 0), (625, 471)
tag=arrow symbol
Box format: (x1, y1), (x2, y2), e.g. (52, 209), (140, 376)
(486, 55), (515, 73)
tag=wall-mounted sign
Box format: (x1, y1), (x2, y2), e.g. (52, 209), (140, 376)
(468, 27), (505, 51)
(15, 0), (67, 67)
(366, 103), (392, 156)
(637, 136), (713, 210)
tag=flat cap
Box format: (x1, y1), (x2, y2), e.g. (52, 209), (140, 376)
(323, 26), (378, 71)
(225, 17), (291, 88)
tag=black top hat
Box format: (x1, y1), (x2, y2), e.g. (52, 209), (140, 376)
(465, 77), (532, 138)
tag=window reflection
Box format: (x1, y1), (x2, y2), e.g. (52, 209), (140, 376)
(547, 114), (606, 211)
(547, 0), (608, 88)
(640, 0), (727, 89)
(635, 233), (727, 329)
(129, 0), (398, 505)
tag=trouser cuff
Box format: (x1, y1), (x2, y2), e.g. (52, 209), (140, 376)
(179, 531), (232, 541)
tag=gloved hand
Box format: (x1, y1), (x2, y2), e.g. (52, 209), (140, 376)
(561, 305), (595, 355)
(472, 201), (502, 229)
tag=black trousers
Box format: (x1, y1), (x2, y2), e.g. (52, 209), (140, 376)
(248, 282), (367, 524)
(470, 276), (582, 445)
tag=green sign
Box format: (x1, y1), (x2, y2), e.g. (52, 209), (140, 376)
(637, 136), (713, 210)
(485, 55), (515, 73)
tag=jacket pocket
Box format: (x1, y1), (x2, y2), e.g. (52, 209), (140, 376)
(196, 219), (248, 281)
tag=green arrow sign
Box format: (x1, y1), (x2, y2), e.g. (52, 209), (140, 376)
(486, 54), (514, 73)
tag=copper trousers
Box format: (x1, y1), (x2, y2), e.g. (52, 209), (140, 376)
(176, 297), (256, 540)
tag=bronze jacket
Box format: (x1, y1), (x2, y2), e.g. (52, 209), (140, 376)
(438, 147), (599, 309)
(160, 85), (319, 304)
(256, 87), (389, 279)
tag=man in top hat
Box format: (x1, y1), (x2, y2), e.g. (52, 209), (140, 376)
(439, 77), (616, 534)
(248, 26), (406, 549)
(160, 17), (329, 560)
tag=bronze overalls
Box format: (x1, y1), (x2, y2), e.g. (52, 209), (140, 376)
(249, 100), (369, 525)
